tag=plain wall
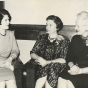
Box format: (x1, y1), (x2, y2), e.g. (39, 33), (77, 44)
(5, 0), (88, 25)
(4, 0), (88, 64)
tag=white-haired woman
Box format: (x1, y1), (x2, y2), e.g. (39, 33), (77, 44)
(58, 11), (88, 88)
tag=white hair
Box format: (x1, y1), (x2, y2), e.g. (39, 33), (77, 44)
(76, 11), (88, 25)
(77, 11), (88, 20)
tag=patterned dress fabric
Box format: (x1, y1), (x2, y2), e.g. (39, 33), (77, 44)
(30, 34), (70, 88)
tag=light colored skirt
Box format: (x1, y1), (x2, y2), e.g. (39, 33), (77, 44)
(0, 67), (15, 82)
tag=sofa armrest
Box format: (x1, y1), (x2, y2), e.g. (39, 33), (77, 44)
(23, 60), (38, 88)
(13, 58), (23, 88)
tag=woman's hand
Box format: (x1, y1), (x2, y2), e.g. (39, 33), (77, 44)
(6, 57), (13, 63)
(1, 62), (14, 71)
(35, 57), (47, 67)
(68, 65), (82, 75)
(1, 57), (14, 71)
(2, 57), (12, 68)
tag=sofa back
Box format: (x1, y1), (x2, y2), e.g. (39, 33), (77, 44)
(10, 24), (76, 64)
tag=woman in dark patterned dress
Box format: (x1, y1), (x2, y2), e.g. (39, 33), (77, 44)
(58, 11), (88, 88)
(30, 15), (70, 88)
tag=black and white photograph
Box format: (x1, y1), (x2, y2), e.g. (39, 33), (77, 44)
(0, 0), (88, 88)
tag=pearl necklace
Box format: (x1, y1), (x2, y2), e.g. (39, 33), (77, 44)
(48, 35), (56, 42)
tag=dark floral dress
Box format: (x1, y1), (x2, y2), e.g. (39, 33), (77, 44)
(30, 34), (70, 88)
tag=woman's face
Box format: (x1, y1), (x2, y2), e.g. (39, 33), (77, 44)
(75, 19), (88, 36)
(46, 20), (57, 34)
(0, 15), (10, 30)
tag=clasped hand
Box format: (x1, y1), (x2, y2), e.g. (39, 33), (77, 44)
(35, 57), (47, 67)
(68, 65), (82, 75)
(0, 57), (14, 71)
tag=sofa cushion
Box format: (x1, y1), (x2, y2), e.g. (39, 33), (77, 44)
(17, 40), (36, 64)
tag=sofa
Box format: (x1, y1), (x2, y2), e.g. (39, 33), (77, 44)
(10, 24), (76, 88)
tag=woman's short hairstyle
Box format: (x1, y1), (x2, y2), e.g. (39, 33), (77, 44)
(46, 15), (63, 31)
(77, 11), (88, 25)
(0, 9), (11, 24)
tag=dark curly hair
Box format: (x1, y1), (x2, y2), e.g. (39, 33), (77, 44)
(46, 15), (63, 31)
(0, 9), (11, 24)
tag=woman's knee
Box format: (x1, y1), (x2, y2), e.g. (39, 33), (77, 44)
(58, 77), (67, 83)
(45, 81), (52, 88)
(6, 79), (17, 88)
(67, 80), (75, 88)
(0, 81), (5, 88)
(58, 77), (67, 88)
(35, 76), (47, 88)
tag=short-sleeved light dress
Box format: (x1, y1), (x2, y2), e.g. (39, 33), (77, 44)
(30, 34), (70, 88)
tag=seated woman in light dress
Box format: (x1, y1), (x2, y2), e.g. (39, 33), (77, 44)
(58, 11), (88, 88)
(0, 9), (19, 88)
(30, 15), (70, 88)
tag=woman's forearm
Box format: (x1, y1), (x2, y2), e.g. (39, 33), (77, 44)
(30, 54), (66, 64)
(30, 53), (40, 60)
(82, 67), (88, 74)
(10, 49), (19, 60)
(47, 58), (66, 64)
